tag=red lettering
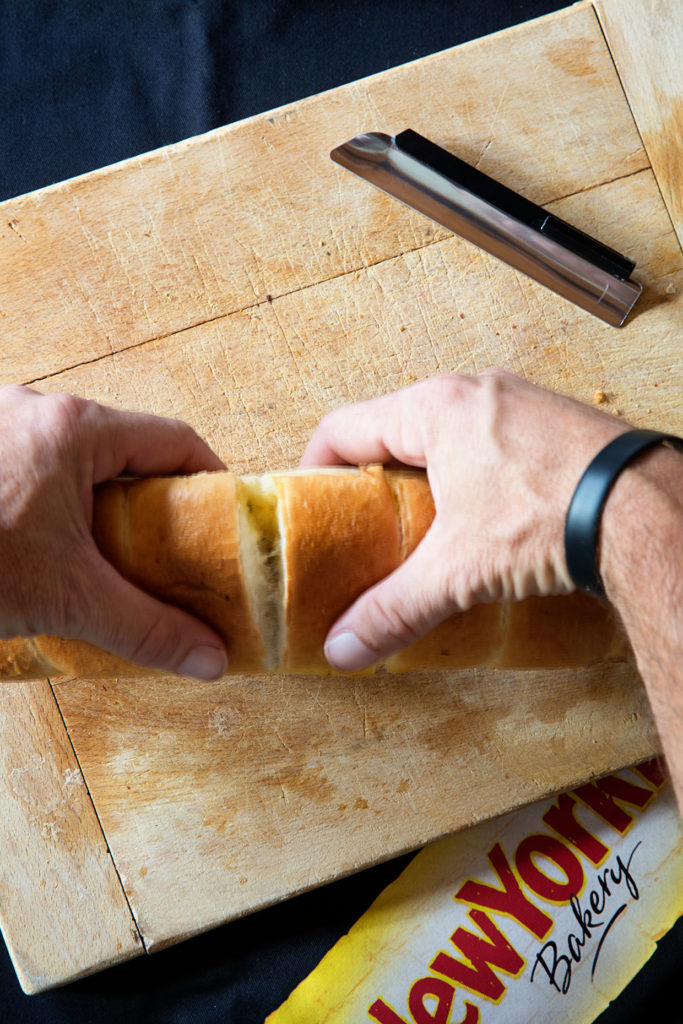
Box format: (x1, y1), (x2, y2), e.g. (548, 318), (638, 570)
(456, 842), (552, 939)
(574, 774), (653, 832)
(408, 977), (455, 1024)
(369, 999), (409, 1024)
(430, 908), (524, 1001)
(633, 757), (667, 788)
(543, 793), (609, 865)
(369, 989), (480, 1024)
(515, 834), (584, 902)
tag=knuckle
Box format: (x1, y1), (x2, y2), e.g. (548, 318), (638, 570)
(418, 373), (478, 411)
(320, 406), (344, 433)
(51, 390), (88, 417)
(477, 367), (513, 393)
(443, 564), (479, 611)
(42, 391), (91, 438)
(1, 383), (33, 402)
(403, 375), (472, 458)
(184, 421), (202, 444)
(166, 413), (195, 438)
(170, 417), (204, 453)
(425, 373), (465, 399)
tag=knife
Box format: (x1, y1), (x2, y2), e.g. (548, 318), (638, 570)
(331, 129), (642, 327)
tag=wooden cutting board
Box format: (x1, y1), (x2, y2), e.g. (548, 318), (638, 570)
(0, 0), (681, 994)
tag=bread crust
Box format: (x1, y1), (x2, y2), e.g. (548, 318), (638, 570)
(93, 472), (267, 673)
(499, 593), (630, 668)
(276, 466), (401, 673)
(0, 467), (630, 680)
(384, 468), (629, 672)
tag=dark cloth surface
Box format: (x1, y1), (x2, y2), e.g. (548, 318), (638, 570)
(1, 0), (585, 201)
(1, 2), (680, 1021)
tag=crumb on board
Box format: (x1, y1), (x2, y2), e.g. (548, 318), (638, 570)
(593, 390), (607, 404)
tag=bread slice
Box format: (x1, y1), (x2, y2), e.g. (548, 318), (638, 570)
(273, 466), (401, 673)
(92, 471), (268, 673)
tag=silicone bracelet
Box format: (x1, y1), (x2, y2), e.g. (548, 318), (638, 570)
(564, 429), (683, 599)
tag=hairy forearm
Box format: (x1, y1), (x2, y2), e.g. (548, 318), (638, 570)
(600, 446), (683, 805)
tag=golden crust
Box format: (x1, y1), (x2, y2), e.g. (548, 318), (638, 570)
(385, 605), (506, 672)
(385, 469), (435, 561)
(499, 593), (631, 668)
(0, 467), (631, 681)
(277, 466), (401, 673)
(31, 635), (149, 680)
(0, 636), (54, 679)
(93, 472), (266, 673)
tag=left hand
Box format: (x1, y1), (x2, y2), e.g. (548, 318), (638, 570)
(0, 385), (230, 680)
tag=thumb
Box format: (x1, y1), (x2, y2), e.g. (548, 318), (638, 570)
(324, 529), (454, 673)
(83, 556), (228, 680)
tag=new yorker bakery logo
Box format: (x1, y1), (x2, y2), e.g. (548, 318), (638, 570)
(368, 759), (664, 1024)
(530, 840), (640, 994)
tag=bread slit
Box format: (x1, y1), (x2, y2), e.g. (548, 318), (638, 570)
(237, 476), (283, 670)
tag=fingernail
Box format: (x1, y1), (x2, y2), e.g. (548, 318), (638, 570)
(325, 631), (376, 672)
(178, 645), (228, 681)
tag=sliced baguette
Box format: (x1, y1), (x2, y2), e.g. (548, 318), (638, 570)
(0, 467), (630, 680)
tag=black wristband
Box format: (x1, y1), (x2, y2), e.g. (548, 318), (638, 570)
(564, 429), (683, 600)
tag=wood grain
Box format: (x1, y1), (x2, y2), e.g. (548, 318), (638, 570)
(0, 683), (142, 992)
(53, 663), (657, 949)
(40, 161), (679, 951)
(0, 0), (680, 991)
(35, 169), (683, 461)
(595, 0), (683, 247)
(0, 2), (647, 386)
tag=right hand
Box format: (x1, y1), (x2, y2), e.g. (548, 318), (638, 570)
(300, 371), (627, 673)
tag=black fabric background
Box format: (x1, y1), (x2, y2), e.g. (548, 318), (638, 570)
(0, 1), (680, 1020)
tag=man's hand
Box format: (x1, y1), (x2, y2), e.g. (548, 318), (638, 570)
(301, 371), (626, 672)
(0, 385), (228, 680)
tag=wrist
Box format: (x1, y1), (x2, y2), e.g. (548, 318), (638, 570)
(599, 445), (683, 608)
(564, 430), (683, 598)
(599, 444), (683, 805)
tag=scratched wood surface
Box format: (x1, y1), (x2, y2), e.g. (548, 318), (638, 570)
(596, 0), (683, 248)
(0, 0), (680, 992)
(0, 684), (143, 993)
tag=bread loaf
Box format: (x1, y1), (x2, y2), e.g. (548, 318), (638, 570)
(0, 466), (630, 680)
